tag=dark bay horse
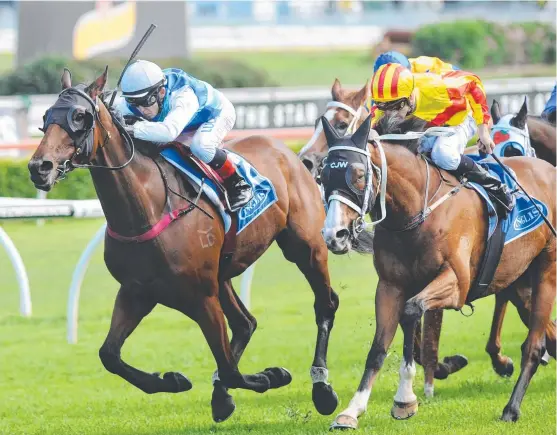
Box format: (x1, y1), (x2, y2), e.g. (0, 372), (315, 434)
(319, 114), (556, 429)
(27, 68), (340, 422)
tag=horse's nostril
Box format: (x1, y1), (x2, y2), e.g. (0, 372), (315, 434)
(336, 228), (349, 240)
(302, 158), (314, 171)
(39, 160), (54, 173)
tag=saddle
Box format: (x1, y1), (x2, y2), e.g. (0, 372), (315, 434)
(161, 133), (231, 209)
(159, 135), (238, 276)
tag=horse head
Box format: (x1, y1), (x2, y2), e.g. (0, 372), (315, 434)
(28, 67), (119, 190)
(319, 114), (378, 254)
(490, 98), (532, 158)
(299, 79), (370, 181)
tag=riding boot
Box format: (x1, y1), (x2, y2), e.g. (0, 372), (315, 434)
(452, 155), (515, 213)
(209, 149), (254, 212)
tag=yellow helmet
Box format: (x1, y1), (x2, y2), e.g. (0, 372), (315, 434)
(371, 63), (414, 103)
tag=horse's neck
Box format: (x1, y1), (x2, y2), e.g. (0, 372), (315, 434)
(91, 113), (166, 233)
(372, 144), (430, 229)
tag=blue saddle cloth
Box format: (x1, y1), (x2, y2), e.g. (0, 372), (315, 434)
(161, 148), (278, 234)
(467, 155), (549, 245)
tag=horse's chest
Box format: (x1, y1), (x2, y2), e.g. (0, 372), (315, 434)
(374, 235), (443, 288)
(103, 239), (187, 285)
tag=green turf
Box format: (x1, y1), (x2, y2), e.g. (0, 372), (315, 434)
(198, 50), (557, 87)
(0, 219), (555, 435)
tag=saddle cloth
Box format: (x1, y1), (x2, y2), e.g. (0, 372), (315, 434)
(465, 155), (549, 302)
(160, 146), (278, 234)
(467, 155), (549, 245)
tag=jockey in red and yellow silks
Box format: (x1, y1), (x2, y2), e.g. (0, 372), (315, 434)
(368, 63), (514, 212)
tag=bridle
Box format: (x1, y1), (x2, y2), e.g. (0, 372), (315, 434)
(326, 127), (465, 238)
(298, 100), (368, 157)
(43, 86), (136, 180)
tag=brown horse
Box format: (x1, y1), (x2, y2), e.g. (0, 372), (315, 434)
(319, 113), (556, 429)
(299, 79), (519, 394)
(27, 68), (340, 422)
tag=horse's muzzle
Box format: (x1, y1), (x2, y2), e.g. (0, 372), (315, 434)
(28, 157), (56, 191)
(321, 226), (351, 255)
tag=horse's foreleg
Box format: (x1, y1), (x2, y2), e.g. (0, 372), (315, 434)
(502, 248), (556, 422)
(211, 279), (258, 422)
(486, 292), (514, 377)
(98, 285), (193, 394)
(276, 229), (340, 416)
(197, 293), (290, 394)
(330, 282), (403, 430)
(393, 266), (460, 420)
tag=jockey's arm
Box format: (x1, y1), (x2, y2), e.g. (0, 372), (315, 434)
(461, 75), (495, 152)
(463, 75), (491, 128)
(133, 87), (200, 143)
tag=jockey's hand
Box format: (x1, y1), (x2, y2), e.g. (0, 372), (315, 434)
(477, 124), (495, 154)
(123, 124), (135, 137)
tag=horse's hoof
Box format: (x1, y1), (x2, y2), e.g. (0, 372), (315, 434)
(263, 367), (292, 389)
(312, 382), (339, 415)
(494, 357), (514, 378)
(211, 386), (236, 423)
(435, 355), (468, 379)
(391, 400), (418, 420)
(163, 371), (193, 392)
(330, 414), (358, 430)
(501, 405), (520, 422)
(444, 354), (468, 373)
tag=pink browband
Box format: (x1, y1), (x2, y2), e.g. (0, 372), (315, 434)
(107, 205), (193, 243)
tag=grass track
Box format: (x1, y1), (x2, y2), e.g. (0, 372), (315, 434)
(0, 219), (555, 435)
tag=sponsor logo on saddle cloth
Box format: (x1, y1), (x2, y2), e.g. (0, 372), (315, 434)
(466, 156), (549, 245)
(160, 148), (278, 234)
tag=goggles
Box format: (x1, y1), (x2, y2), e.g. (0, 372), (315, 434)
(124, 86), (161, 107)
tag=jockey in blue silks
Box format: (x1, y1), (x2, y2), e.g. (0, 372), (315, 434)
(114, 60), (253, 211)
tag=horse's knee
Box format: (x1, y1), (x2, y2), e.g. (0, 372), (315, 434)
(402, 300), (424, 325)
(99, 346), (121, 374)
(314, 289), (339, 323)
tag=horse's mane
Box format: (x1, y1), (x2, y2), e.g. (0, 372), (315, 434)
(374, 113), (428, 154)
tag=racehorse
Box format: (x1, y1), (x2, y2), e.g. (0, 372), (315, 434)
(464, 98), (556, 166)
(27, 67), (340, 422)
(298, 78), (529, 395)
(319, 113), (556, 429)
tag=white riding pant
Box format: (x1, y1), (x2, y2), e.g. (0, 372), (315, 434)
(190, 97), (236, 163)
(418, 115), (477, 170)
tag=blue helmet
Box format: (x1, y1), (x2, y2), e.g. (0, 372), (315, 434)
(373, 51), (411, 73)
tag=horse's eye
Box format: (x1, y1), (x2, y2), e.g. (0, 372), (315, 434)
(336, 122), (348, 132)
(74, 112), (84, 121)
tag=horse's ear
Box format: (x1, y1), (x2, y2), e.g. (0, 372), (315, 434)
(332, 78), (342, 102)
(491, 99), (501, 124)
(353, 80), (370, 106)
(351, 114), (372, 149)
(321, 116), (340, 146)
(87, 65), (108, 99)
(515, 97), (528, 128)
(61, 68), (72, 90)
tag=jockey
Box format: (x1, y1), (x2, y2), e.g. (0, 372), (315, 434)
(541, 84), (556, 125)
(373, 51), (460, 74)
(369, 63), (514, 212)
(114, 60), (253, 211)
